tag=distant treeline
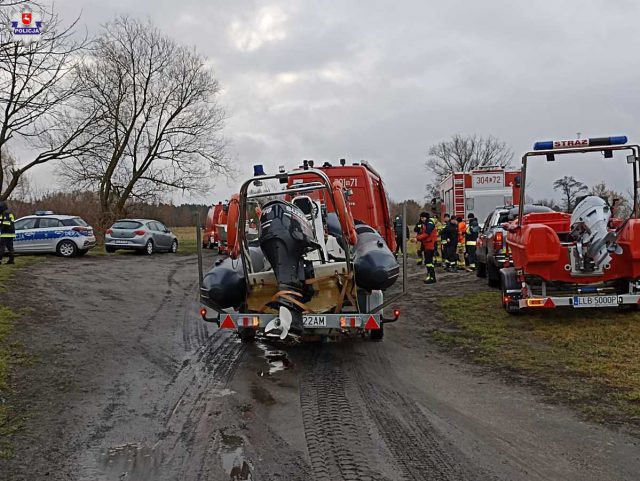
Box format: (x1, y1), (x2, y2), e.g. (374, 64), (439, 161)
(10, 191), (209, 230)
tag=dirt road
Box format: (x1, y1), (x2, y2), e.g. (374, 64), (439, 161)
(1, 254), (639, 480)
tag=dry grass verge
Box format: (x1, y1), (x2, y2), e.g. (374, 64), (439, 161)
(435, 291), (640, 429)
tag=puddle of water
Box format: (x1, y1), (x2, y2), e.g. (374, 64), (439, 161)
(212, 388), (236, 397)
(101, 442), (163, 479)
(220, 431), (253, 480)
(255, 343), (294, 376)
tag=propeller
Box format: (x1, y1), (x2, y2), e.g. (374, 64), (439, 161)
(264, 306), (293, 340)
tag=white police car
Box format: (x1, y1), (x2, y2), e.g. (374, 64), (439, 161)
(14, 211), (96, 257)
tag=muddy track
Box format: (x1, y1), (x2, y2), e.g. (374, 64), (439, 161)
(3, 255), (640, 481)
(298, 347), (389, 481)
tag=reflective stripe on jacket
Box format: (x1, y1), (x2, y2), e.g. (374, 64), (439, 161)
(0, 212), (16, 238)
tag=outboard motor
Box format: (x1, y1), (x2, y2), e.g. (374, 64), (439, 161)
(259, 200), (320, 338)
(569, 196), (622, 273)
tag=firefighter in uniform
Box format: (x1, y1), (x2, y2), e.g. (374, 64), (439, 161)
(456, 216), (467, 268)
(0, 201), (16, 265)
(433, 215), (444, 267)
(414, 213), (427, 265)
(416, 212), (438, 284)
(465, 213), (480, 272)
(393, 215), (409, 258)
(441, 215), (459, 272)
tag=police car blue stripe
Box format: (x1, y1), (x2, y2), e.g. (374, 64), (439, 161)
(15, 230), (82, 243)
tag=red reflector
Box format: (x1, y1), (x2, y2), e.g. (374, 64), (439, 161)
(543, 298), (556, 308)
(364, 315), (380, 330)
(220, 315), (235, 329)
(350, 317), (356, 328)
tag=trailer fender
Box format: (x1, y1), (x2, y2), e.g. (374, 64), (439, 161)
(500, 267), (521, 313)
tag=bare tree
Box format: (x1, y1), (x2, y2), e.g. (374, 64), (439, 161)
(425, 134), (513, 189)
(60, 17), (229, 224)
(553, 176), (587, 212)
(0, 1), (31, 8)
(0, 5), (94, 201)
(1, 150), (29, 199)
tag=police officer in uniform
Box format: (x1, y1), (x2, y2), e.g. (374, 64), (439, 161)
(465, 213), (480, 271)
(416, 212), (438, 284)
(0, 201), (16, 265)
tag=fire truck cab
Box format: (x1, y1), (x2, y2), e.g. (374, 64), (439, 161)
(288, 160), (396, 251)
(439, 168), (521, 224)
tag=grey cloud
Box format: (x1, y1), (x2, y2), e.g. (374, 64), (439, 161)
(25, 0), (640, 205)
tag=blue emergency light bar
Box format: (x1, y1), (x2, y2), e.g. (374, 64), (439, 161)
(533, 136), (627, 151)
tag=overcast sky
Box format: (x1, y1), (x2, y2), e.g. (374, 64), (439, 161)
(23, 0), (640, 204)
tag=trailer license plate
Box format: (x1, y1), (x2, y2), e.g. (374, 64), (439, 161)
(303, 315), (327, 327)
(573, 295), (619, 308)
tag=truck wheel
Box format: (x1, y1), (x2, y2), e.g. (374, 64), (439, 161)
(370, 325), (384, 341)
(487, 263), (500, 288)
(476, 261), (487, 278)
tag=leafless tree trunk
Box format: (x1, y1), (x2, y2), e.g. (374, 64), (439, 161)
(425, 134), (513, 191)
(0, 4), (95, 201)
(60, 17), (229, 225)
(1, 150), (29, 199)
(553, 175), (588, 212)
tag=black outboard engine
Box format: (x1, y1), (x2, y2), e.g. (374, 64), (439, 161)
(353, 223), (399, 291)
(259, 200), (320, 338)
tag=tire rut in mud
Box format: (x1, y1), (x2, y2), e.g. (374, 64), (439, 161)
(357, 381), (477, 481)
(298, 348), (393, 481)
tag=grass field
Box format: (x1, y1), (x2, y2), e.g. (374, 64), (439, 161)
(171, 226), (199, 254)
(435, 291), (640, 427)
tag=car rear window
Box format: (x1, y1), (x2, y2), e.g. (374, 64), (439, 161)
(113, 221), (143, 230)
(60, 217), (89, 227)
(497, 212), (510, 224)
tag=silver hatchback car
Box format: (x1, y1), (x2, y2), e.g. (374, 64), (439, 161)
(104, 219), (178, 255)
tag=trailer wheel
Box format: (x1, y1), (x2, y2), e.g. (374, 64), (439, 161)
(487, 263), (500, 288)
(370, 325), (384, 341)
(476, 261), (487, 278)
(500, 267), (521, 315)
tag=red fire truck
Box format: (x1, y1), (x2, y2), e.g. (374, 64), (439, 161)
(438, 168), (521, 223)
(288, 159), (396, 251)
